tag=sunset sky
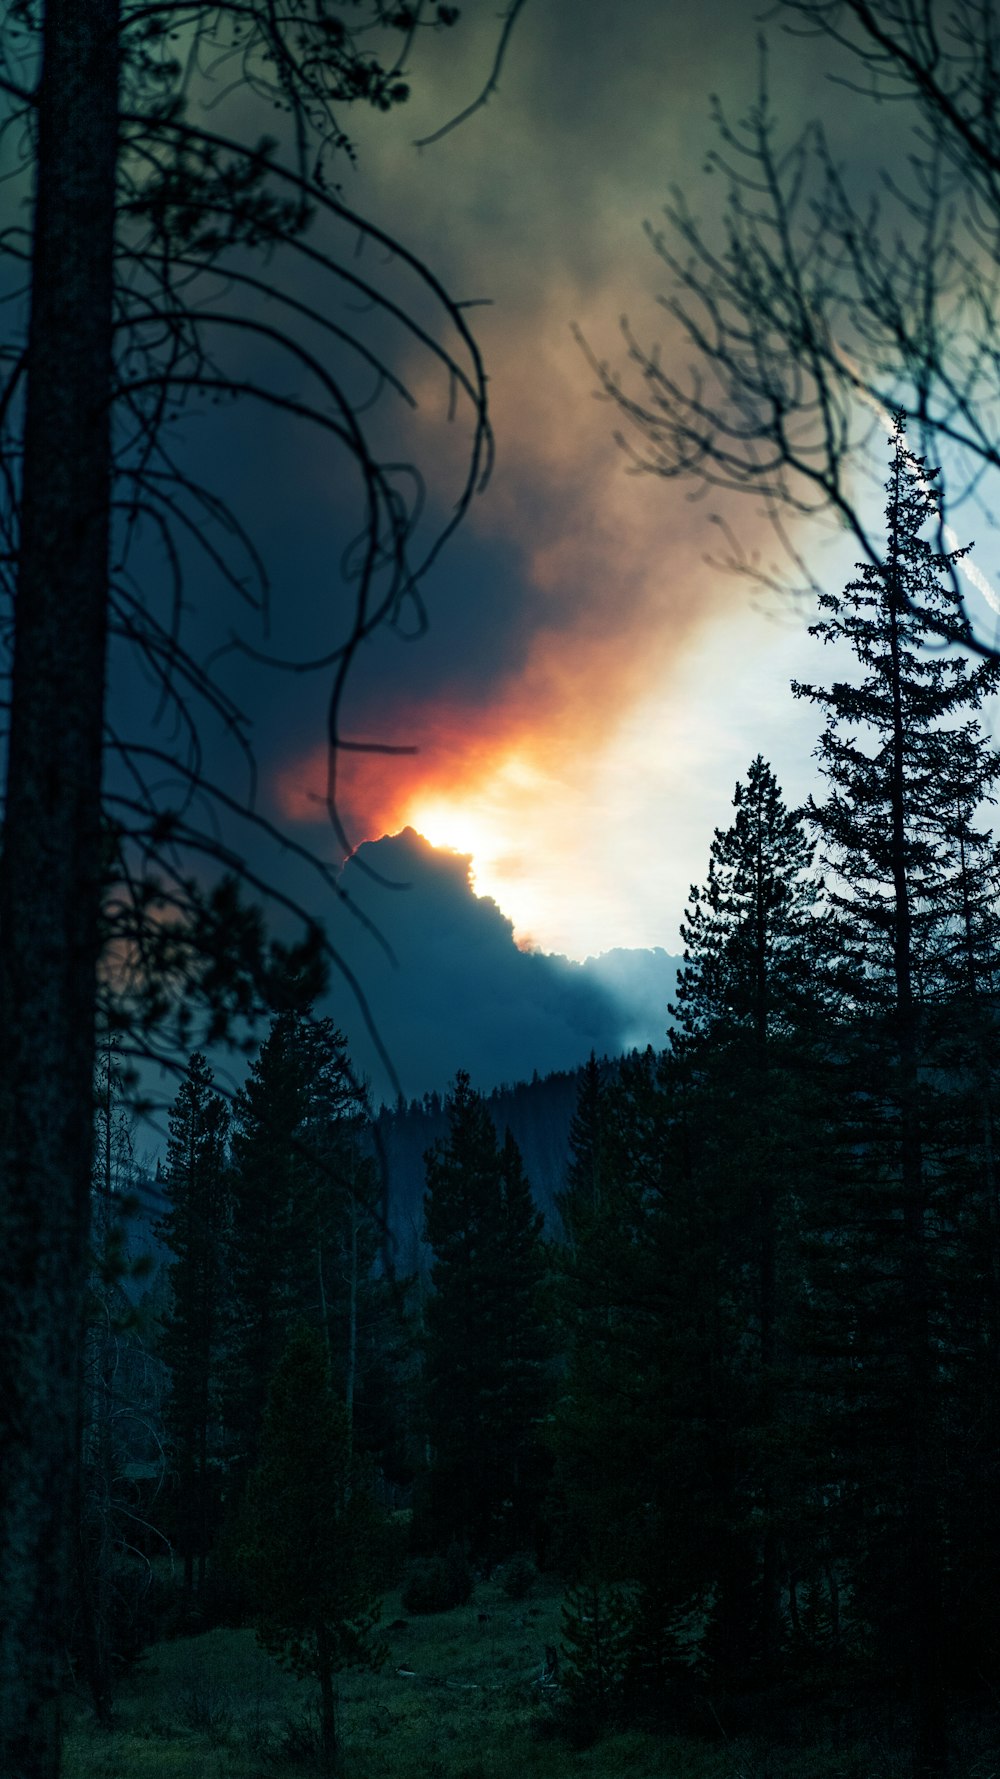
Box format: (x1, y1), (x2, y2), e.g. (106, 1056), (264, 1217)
(254, 0), (871, 963)
(91, 0), (1000, 1094)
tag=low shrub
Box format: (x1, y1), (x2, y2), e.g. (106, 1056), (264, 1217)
(530, 1692), (605, 1751)
(401, 1543), (473, 1613)
(175, 1672), (233, 1745)
(501, 1554), (537, 1600)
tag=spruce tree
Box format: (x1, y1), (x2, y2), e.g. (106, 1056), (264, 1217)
(493, 1128), (552, 1551)
(559, 1577), (636, 1727)
(421, 1073), (550, 1559)
(157, 1052), (230, 1600)
(671, 753), (821, 1056)
(77, 1041), (141, 1721)
(553, 768), (827, 1701)
(792, 414), (1000, 1775)
(551, 1050), (674, 1574)
(934, 776), (1000, 1684)
(551, 1052), (665, 1584)
(668, 757), (826, 1677)
(238, 1325), (385, 1774)
(224, 1010), (367, 1472)
(668, 752), (825, 1443)
(556, 1053), (608, 1253)
(552, 1043), (746, 1699)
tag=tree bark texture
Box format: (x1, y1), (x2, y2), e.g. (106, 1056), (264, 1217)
(0, 0), (119, 1770)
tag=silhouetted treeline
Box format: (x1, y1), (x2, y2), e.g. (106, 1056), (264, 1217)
(373, 1063), (608, 1253)
(538, 428), (1000, 1775)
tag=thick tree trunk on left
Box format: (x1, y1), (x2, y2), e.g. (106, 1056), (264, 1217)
(0, 0), (119, 1770)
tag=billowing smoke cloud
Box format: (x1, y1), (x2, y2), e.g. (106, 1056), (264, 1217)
(268, 0), (810, 880)
(255, 0), (888, 967)
(328, 829), (678, 1101)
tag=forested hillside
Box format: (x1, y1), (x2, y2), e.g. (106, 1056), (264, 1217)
(373, 1062), (613, 1252)
(121, 1056), (617, 1297)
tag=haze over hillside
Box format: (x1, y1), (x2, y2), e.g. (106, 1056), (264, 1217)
(327, 829), (680, 1101)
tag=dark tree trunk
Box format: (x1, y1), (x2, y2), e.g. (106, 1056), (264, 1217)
(0, 0), (119, 1770)
(76, 1063), (118, 1725)
(197, 1400), (209, 1598)
(887, 527), (947, 1779)
(752, 814), (781, 1673)
(316, 1622), (338, 1774)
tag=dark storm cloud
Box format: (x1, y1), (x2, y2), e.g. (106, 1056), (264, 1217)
(326, 829), (677, 1102)
(268, 0), (879, 857)
(114, 0), (893, 833)
(104, 0), (899, 1022)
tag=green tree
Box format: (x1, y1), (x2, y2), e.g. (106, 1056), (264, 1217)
(77, 1043), (140, 1726)
(239, 1325), (385, 1774)
(553, 768), (828, 1703)
(559, 1576), (636, 1730)
(225, 1009), (366, 1473)
(75, 1043), (172, 1723)
(551, 1045), (736, 1697)
(671, 754), (821, 1056)
(670, 756), (828, 1672)
(550, 1049), (670, 1572)
(792, 417), (1000, 1774)
(930, 759), (1000, 1686)
(556, 1053), (609, 1254)
(422, 1072), (550, 1559)
(493, 1127), (553, 1551)
(157, 1052), (230, 1601)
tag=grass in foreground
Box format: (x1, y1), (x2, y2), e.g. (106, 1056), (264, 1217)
(62, 1578), (959, 1779)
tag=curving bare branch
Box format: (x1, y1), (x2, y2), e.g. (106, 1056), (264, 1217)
(594, 15), (1000, 657)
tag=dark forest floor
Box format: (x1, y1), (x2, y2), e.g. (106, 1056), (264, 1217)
(62, 1578), (976, 1778)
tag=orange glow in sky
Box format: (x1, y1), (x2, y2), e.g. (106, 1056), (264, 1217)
(274, 707), (560, 920)
(270, 604), (841, 959)
(274, 698), (543, 836)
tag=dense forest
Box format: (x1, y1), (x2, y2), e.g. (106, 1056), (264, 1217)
(71, 428), (1000, 1777)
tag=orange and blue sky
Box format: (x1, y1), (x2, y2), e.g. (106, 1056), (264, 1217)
(258, 0), (857, 969)
(99, 0), (1000, 1097)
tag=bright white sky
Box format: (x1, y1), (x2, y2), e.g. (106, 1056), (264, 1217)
(410, 599), (838, 958)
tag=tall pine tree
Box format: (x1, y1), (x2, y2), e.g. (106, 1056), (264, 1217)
(555, 1053), (609, 1254)
(238, 1325), (385, 1774)
(421, 1073), (550, 1560)
(553, 765), (827, 1704)
(157, 1052), (230, 1600)
(668, 757), (827, 1675)
(792, 414), (1000, 1776)
(224, 1010), (367, 1473)
(671, 754), (821, 1056)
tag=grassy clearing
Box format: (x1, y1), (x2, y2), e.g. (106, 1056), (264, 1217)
(62, 1578), (923, 1779)
(63, 1580), (568, 1779)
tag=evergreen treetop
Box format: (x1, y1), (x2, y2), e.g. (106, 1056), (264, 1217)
(225, 1009), (369, 1469)
(670, 754), (822, 1055)
(421, 1072), (551, 1557)
(557, 1053), (608, 1252)
(789, 414), (1000, 1776)
(792, 413), (1000, 1013)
